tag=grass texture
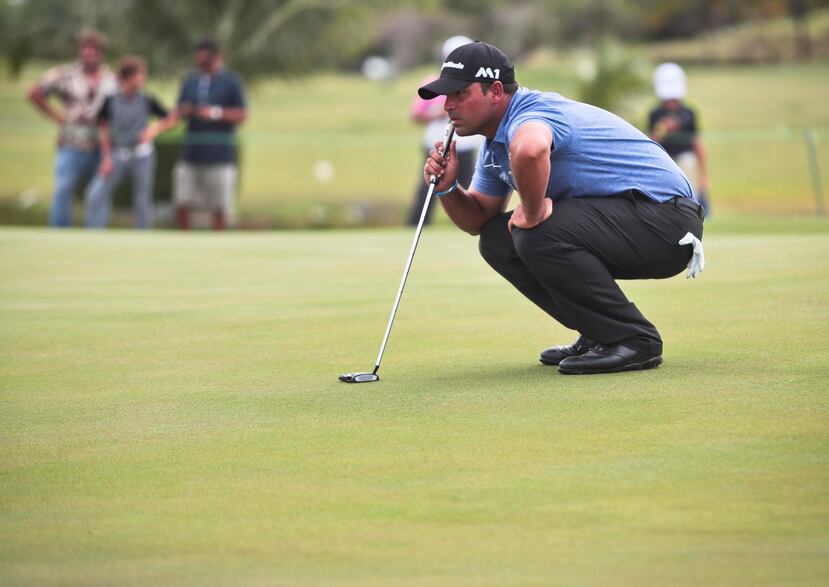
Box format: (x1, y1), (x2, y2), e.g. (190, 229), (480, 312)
(1, 221), (828, 586)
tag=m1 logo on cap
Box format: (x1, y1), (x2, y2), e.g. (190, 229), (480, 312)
(475, 67), (500, 79)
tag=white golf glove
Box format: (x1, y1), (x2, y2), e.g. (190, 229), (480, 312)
(678, 232), (705, 279)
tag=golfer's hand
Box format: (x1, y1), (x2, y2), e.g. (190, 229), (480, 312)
(424, 140), (457, 192)
(678, 232), (705, 278)
(508, 199), (553, 232)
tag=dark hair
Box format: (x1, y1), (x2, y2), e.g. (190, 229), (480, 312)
(77, 29), (107, 51)
(479, 80), (519, 95)
(195, 38), (220, 54)
(118, 55), (147, 81)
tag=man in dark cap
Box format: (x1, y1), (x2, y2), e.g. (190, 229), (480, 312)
(421, 42), (705, 374)
(173, 39), (247, 230)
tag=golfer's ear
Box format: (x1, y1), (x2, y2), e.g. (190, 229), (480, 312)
(491, 81), (506, 101)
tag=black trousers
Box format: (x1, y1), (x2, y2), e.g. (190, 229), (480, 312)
(478, 192), (704, 355)
(407, 148), (477, 226)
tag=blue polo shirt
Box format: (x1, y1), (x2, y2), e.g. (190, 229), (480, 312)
(470, 88), (693, 203)
(177, 68), (246, 165)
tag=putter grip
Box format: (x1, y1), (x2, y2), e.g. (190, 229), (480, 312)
(442, 125), (456, 157)
(430, 124), (456, 185)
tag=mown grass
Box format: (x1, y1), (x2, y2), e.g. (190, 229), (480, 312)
(1, 225), (828, 586)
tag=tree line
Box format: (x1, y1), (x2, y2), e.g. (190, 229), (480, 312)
(1, 0), (826, 79)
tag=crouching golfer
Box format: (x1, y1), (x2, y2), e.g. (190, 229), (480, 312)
(420, 42), (704, 374)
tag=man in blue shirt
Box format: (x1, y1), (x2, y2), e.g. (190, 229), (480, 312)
(420, 42), (705, 374)
(173, 39), (247, 230)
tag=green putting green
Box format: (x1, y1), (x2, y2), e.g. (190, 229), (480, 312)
(1, 223), (828, 586)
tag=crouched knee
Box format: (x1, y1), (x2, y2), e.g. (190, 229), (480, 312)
(511, 226), (572, 263)
(477, 213), (512, 262)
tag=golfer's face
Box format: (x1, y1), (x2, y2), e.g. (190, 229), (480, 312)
(444, 83), (491, 136)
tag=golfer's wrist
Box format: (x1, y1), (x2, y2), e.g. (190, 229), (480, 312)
(526, 211), (546, 225)
(435, 180), (459, 198)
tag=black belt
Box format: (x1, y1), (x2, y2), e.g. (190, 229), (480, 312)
(671, 196), (704, 220)
(626, 190), (703, 220)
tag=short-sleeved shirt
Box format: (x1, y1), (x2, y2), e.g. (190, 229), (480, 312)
(37, 62), (117, 150)
(470, 88), (693, 203)
(648, 103), (697, 157)
(177, 68), (246, 164)
(97, 91), (168, 148)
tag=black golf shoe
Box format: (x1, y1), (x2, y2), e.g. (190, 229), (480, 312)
(558, 343), (663, 375)
(539, 335), (597, 365)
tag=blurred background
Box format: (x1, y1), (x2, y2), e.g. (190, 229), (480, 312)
(0, 0), (827, 228)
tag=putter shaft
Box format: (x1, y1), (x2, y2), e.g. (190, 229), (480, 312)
(372, 123), (456, 375)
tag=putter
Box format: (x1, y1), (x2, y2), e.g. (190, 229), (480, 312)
(340, 123), (456, 384)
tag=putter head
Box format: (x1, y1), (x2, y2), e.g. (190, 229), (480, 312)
(339, 372), (380, 383)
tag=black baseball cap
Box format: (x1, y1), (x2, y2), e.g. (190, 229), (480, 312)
(418, 42), (515, 100)
(195, 38), (220, 54)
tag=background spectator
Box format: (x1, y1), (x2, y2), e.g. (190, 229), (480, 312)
(649, 62), (711, 215)
(174, 39), (247, 230)
(85, 56), (177, 229)
(27, 30), (117, 227)
(407, 35), (482, 226)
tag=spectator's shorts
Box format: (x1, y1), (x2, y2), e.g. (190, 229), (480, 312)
(173, 162), (237, 216)
(674, 151), (700, 196)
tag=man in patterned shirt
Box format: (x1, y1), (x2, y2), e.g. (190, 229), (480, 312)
(27, 30), (117, 227)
